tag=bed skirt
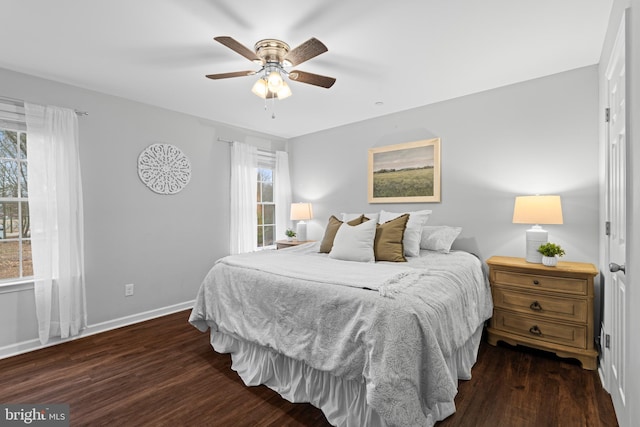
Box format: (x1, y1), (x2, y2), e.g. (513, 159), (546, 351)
(207, 324), (485, 427)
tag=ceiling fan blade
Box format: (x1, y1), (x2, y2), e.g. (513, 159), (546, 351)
(206, 70), (256, 79)
(284, 38), (327, 66)
(214, 36), (261, 63)
(289, 70), (336, 88)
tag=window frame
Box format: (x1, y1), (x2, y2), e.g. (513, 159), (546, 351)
(0, 106), (33, 287)
(256, 164), (276, 250)
(256, 150), (277, 250)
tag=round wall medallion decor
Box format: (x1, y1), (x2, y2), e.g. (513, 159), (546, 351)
(138, 143), (191, 194)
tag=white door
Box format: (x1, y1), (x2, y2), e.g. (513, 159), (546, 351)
(604, 13), (627, 425)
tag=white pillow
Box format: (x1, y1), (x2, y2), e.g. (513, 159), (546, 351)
(328, 219), (377, 262)
(341, 212), (380, 223)
(420, 226), (462, 253)
(379, 209), (432, 257)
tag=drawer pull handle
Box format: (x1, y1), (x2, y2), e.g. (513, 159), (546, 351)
(530, 301), (542, 311)
(533, 280), (540, 285)
(529, 325), (542, 336)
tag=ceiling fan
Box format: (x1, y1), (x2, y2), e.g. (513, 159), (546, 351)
(206, 36), (336, 100)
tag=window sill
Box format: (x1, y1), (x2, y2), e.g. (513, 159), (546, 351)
(0, 278), (35, 294)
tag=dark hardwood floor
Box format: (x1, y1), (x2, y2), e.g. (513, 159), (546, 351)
(0, 311), (618, 426)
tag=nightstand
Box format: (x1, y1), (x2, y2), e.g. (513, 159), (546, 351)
(275, 240), (314, 250)
(486, 256), (598, 370)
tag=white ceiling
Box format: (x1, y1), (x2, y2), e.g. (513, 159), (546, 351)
(1, 0), (613, 139)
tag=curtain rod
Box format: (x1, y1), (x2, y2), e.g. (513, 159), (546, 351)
(217, 137), (276, 157)
(0, 95), (88, 116)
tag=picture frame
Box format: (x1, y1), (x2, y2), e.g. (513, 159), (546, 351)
(368, 138), (441, 203)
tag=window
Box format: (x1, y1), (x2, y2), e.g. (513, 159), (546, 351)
(0, 127), (31, 281)
(256, 167), (275, 249)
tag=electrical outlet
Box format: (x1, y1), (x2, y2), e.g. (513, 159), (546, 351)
(125, 283), (134, 297)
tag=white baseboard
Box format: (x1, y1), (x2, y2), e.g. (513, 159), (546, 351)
(598, 365), (607, 390)
(0, 300), (195, 360)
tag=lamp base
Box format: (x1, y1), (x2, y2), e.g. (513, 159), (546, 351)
(296, 221), (307, 242)
(525, 226), (547, 263)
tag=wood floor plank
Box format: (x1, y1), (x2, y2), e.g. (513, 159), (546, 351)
(0, 311), (618, 426)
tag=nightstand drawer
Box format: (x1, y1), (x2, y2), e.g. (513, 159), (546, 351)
(494, 270), (588, 296)
(492, 287), (588, 323)
(493, 310), (587, 349)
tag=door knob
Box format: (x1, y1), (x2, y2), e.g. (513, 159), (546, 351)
(609, 262), (626, 274)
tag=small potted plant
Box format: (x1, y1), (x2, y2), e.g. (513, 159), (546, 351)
(285, 229), (297, 241)
(538, 242), (565, 267)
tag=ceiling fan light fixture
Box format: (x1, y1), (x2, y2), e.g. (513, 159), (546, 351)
(267, 70), (284, 92)
(251, 78), (269, 99)
(276, 81), (292, 99)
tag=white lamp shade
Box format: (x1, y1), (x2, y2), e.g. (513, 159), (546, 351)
(290, 203), (313, 221)
(512, 195), (563, 225)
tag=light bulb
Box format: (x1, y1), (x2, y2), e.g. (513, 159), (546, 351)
(267, 71), (283, 92)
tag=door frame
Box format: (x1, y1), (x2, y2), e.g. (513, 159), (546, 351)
(599, 9), (630, 427)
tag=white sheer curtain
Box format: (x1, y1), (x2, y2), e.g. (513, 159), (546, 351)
(25, 103), (86, 345)
(274, 151), (292, 241)
(229, 141), (258, 254)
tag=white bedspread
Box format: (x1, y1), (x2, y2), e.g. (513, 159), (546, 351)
(190, 243), (493, 427)
(219, 248), (428, 296)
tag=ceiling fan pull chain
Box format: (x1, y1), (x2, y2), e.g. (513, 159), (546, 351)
(271, 95), (277, 119)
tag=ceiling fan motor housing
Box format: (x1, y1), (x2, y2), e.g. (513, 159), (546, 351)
(254, 39), (291, 65)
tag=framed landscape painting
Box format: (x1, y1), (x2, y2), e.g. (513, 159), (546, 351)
(368, 138), (441, 203)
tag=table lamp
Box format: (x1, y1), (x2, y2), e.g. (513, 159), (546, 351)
(512, 195), (563, 263)
(290, 202), (313, 242)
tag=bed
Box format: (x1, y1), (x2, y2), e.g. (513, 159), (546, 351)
(189, 218), (493, 427)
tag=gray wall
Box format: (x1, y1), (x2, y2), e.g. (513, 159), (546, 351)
(289, 66), (600, 265)
(0, 64), (601, 357)
(0, 67), (285, 349)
